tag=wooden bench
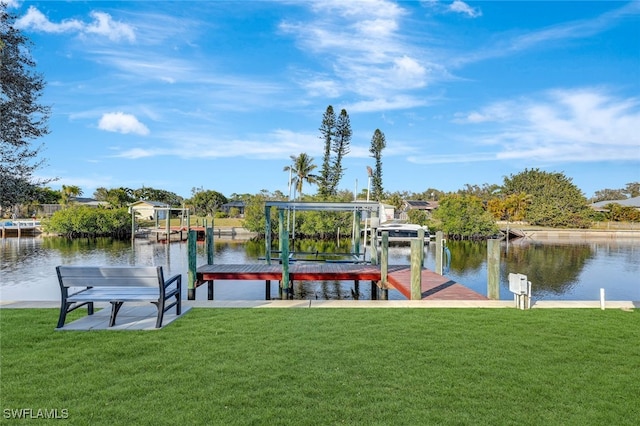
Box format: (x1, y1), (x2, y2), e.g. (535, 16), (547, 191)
(56, 266), (181, 329)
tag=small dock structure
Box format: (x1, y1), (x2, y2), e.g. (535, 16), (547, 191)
(1, 220), (42, 238)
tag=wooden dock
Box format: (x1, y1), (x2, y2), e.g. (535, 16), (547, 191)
(196, 263), (487, 301)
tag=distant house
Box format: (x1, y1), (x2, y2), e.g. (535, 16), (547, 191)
(400, 200), (439, 220)
(379, 203), (395, 223)
(404, 200), (439, 212)
(36, 197), (109, 217)
(221, 201), (246, 218)
(590, 196), (640, 212)
(71, 197), (110, 208)
(128, 200), (170, 220)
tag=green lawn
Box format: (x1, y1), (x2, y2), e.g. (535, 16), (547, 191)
(1, 308), (638, 425)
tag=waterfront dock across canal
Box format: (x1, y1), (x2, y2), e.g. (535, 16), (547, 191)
(1, 220), (42, 238)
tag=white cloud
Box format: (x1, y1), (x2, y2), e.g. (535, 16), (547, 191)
(392, 55), (427, 88)
(15, 6), (135, 42)
(2, 0), (22, 10)
(280, 1), (442, 111)
(449, 1), (482, 18)
(115, 129), (318, 160)
(15, 6), (83, 33)
(348, 95), (427, 113)
(408, 152), (496, 164)
(454, 2), (639, 67)
(85, 11), (135, 42)
(303, 79), (342, 98)
(456, 88), (640, 163)
(98, 112), (150, 135)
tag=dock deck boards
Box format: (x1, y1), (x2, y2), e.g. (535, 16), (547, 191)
(196, 263), (487, 301)
(386, 268), (487, 300)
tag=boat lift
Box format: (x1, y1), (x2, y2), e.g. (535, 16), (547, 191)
(263, 201), (381, 265)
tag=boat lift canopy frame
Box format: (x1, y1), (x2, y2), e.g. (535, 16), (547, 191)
(263, 201), (380, 264)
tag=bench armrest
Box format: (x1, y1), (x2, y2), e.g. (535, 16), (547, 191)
(164, 273), (181, 289)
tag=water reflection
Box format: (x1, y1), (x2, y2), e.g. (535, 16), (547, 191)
(503, 241), (593, 297)
(448, 240), (486, 275)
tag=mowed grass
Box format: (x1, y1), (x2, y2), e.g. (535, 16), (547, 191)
(1, 308), (639, 425)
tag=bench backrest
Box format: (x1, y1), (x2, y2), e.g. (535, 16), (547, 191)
(56, 266), (165, 288)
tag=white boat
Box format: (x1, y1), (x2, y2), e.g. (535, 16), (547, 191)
(375, 222), (430, 243)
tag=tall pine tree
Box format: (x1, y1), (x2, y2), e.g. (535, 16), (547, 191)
(317, 106), (335, 198)
(328, 109), (351, 195)
(369, 129), (386, 201)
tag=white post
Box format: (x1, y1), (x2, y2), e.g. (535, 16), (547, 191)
(600, 288), (605, 310)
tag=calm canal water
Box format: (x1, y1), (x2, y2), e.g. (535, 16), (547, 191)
(1, 236), (638, 302)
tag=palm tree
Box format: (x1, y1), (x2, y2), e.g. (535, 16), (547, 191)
(283, 153), (318, 198)
(504, 192), (532, 221)
(60, 185), (83, 205)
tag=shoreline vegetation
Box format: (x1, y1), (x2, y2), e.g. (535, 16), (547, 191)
(19, 222), (640, 240)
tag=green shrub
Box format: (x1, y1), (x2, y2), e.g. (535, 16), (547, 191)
(44, 206), (130, 238)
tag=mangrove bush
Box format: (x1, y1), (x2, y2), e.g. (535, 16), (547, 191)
(44, 206), (130, 238)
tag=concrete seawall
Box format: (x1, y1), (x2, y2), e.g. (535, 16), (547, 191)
(521, 229), (640, 240)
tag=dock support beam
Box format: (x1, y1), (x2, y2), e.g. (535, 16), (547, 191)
(487, 239), (500, 300)
(410, 239), (423, 300)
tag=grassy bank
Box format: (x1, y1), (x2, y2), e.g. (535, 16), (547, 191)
(1, 309), (638, 424)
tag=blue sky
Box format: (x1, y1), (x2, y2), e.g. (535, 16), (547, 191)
(6, 0), (640, 200)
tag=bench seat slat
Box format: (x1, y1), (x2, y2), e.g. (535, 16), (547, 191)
(61, 277), (160, 287)
(57, 266), (161, 278)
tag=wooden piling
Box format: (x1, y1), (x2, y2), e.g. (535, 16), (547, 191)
(435, 231), (444, 275)
(278, 210), (284, 254)
(417, 228), (425, 266)
(166, 211), (170, 241)
(206, 226), (214, 265)
(374, 231), (389, 300)
(130, 208), (135, 242)
(353, 210), (362, 256)
(370, 210), (379, 266)
(380, 231), (389, 289)
(187, 230), (197, 300)
(487, 239), (500, 300)
(410, 239), (423, 300)
(281, 230), (290, 299)
(265, 205), (272, 265)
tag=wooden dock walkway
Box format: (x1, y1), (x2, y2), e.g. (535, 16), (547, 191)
(386, 267), (487, 300)
(196, 263), (487, 301)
